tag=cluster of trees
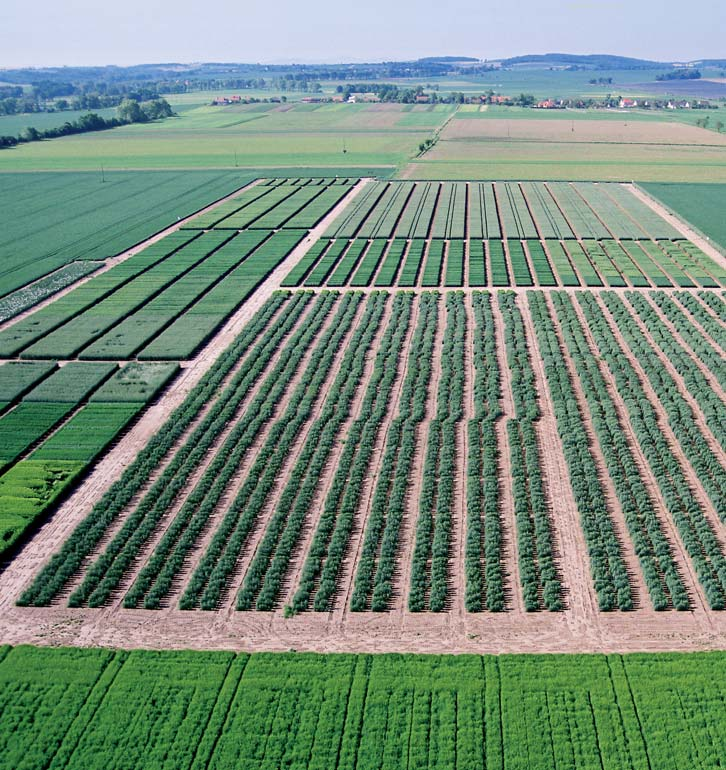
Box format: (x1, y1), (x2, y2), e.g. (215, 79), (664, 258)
(352, 292), (438, 611)
(584, 292), (726, 609)
(409, 293), (465, 612)
(657, 68), (701, 80)
(529, 291), (634, 612)
(501, 292), (562, 611)
(0, 98), (173, 149)
(240, 294), (380, 611)
(555, 293), (688, 611)
(292, 293), (413, 613)
(17, 293), (291, 608)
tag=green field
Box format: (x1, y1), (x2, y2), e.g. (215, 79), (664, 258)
(0, 645), (725, 770)
(641, 182), (726, 251)
(0, 108), (119, 137)
(0, 170), (255, 295)
(0, 103), (435, 171)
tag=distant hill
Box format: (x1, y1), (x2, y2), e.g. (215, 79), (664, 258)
(500, 53), (667, 70)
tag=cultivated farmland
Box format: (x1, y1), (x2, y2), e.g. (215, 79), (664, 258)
(0, 175), (725, 659)
(282, 180), (725, 289)
(1, 645), (726, 770)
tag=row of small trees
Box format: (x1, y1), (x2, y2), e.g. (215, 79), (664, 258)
(352, 292), (439, 611)
(291, 293), (414, 613)
(528, 291), (633, 611)
(465, 292), (504, 612)
(409, 292), (465, 612)
(72, 292), (322, 609)
(580, 292), (726, 609)
(176, 292), (352, 611)
(555, 292), (688, 611)
(239, 292), (385, 611)
(18, 292), (292, 607)
(501, 292), (563, 612)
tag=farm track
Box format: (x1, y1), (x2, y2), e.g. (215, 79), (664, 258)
(451, 292), (473, 621)
(567, 295), (710, 616)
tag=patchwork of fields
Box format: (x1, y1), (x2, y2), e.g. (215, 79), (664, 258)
(283, 180), (725, 288)
(0, 174), (724, 658)
(1, 645), (726, 770)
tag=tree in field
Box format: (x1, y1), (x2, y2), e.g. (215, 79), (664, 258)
(117, 98), (146, 123)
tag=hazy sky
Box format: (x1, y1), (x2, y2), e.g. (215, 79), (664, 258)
(1, 0), (724, 68)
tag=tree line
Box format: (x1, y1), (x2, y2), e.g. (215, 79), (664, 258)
(0, 98), (173, 149)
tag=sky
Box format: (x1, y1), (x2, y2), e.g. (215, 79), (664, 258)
(1, 0), (724, 68)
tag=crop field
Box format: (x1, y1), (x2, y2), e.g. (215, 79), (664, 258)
(641, 182), (726, 251)
(0, 645), (725, 770)
(0, 102), (437, 172)
(2, 281), (721, 641)
(281, 180), (725, 288)
(0, 170), (256, 296)
(0, 179), (359, 360)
